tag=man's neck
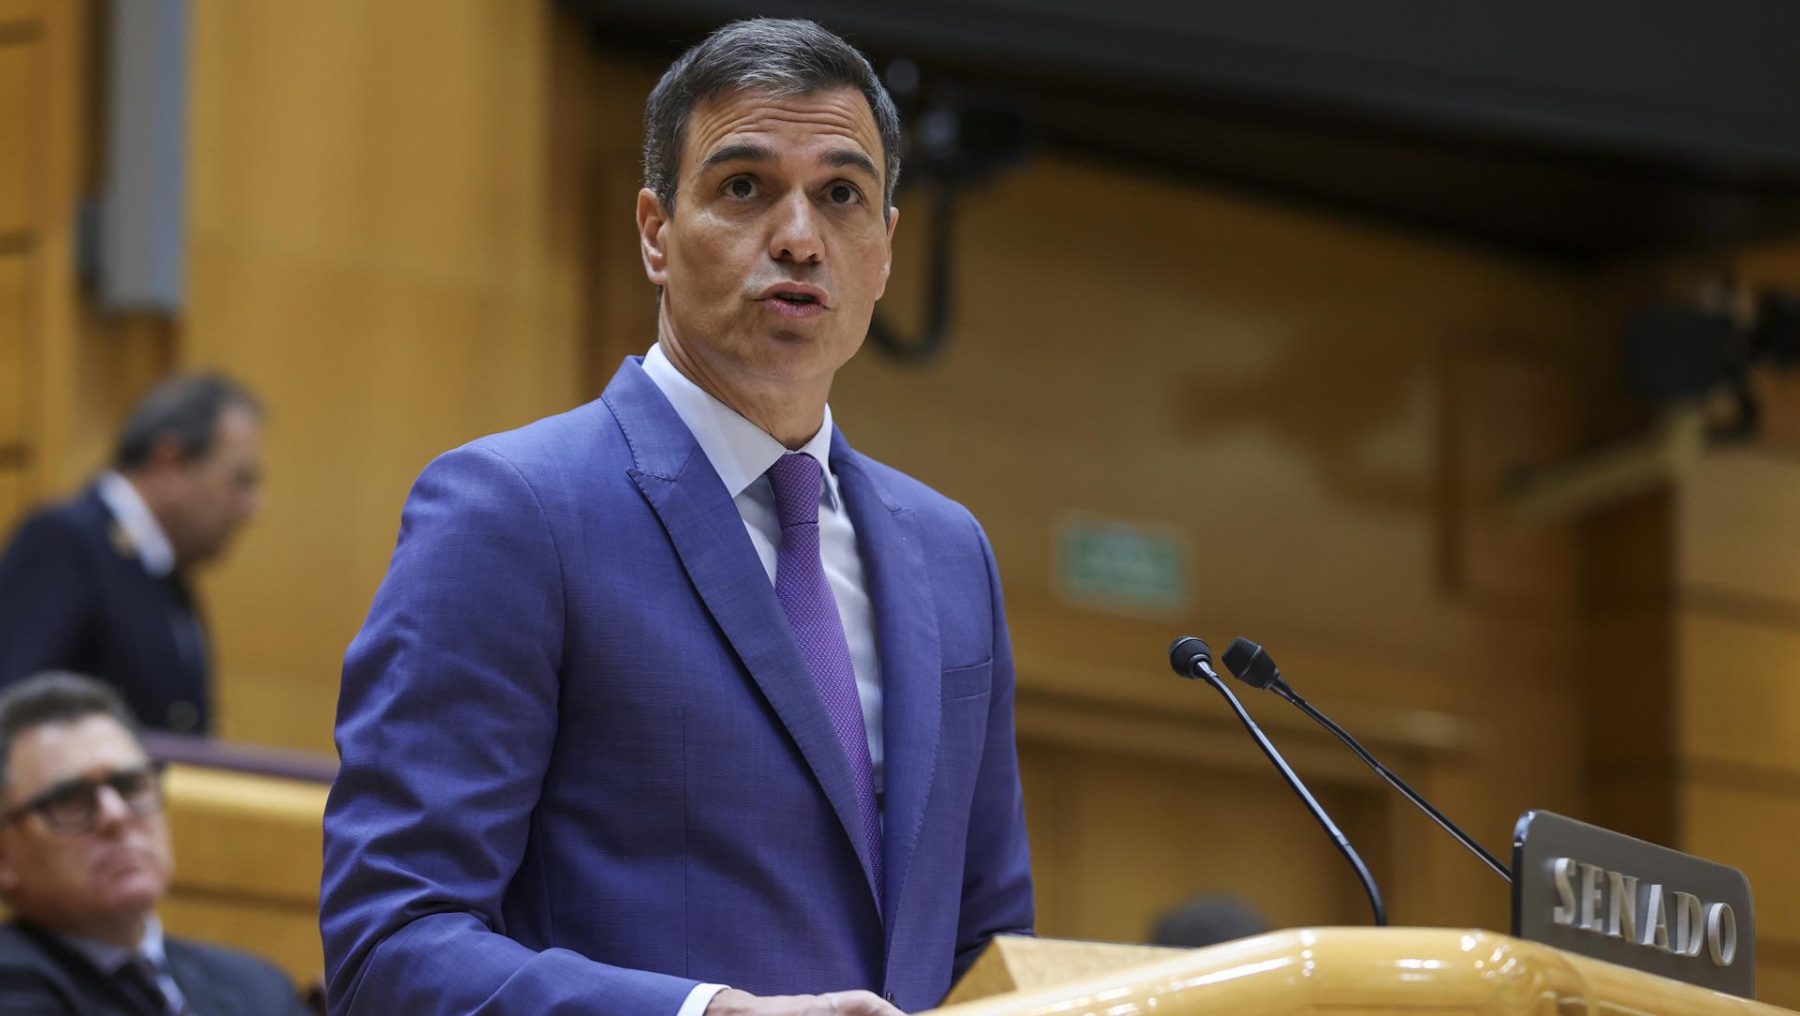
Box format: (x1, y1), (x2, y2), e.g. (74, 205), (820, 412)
(657, 330), (829, 450)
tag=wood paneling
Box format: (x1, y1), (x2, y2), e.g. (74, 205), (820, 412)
(1679, 612), (1800, 778)
(1650, 243), (1800, 1009)
(0, 24), (34, 236)
(0, 470), (21, 535)
(161, 764), (328, 984)
(0, 255), (24, 448)
(1683, 782), (1800, 958)
(1020, 741), (1387, 942)
(1681, 450), (1800, 613)
(182, 0), (591, 750)
(0, 0), (42, 531)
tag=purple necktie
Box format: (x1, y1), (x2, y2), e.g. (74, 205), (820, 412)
(767, 453), (883, 903)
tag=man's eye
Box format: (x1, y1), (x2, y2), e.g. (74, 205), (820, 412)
(41, 782), (93, 812)
(828, 183), (861, 205)
(725, 178), (755, 199)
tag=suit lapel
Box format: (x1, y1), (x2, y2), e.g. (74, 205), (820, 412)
(165, 938), (231, 1014)
(9, 921), (156, 1014)
(831, 436), (942, 937)
(605, 360), (882, 902)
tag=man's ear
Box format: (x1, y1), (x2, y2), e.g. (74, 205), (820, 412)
(144, 434), (191, 475)
(637, 188), (671, 287)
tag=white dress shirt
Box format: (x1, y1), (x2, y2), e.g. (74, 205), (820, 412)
(97, 472), (176, 577)
(642, 343), (886, 1016)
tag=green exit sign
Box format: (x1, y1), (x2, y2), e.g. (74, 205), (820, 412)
(1056, 515), (1189, 616)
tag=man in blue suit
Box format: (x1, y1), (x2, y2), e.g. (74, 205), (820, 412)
(320, 18), (1034, 1016)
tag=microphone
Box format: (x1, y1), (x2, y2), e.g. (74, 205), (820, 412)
(1219, 636), (1513, 884)
(1168, 637), (1387, 927)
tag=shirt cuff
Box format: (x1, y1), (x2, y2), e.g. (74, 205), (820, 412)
(679, 983), (730, 1016)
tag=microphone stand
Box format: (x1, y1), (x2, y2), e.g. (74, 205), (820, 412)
(1171, 639), (1388, 927)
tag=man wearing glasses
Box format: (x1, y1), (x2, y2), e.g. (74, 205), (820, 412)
(0, 672), (307, 1013)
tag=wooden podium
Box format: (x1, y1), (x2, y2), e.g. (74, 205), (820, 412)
(936, 930), (1793, 1015)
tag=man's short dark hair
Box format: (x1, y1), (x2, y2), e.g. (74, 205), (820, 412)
(643, 18), (903, 216)
(0, 673), (145, 792)
(114, 372), (263, 472)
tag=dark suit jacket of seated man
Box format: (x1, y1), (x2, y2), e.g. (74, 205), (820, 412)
(0, 672), (307, 1014)
(319, 18), (1034, 1016)
(0, 373), (265, 734)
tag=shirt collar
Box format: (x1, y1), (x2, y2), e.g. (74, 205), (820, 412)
(641, 343), (841, 510)
(56, 913), (166, 978)
(96, 472), (176, 577)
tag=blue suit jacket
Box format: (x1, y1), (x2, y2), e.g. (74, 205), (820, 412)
(320, 359), (1033, 1014)
(0, 486), (210, 732)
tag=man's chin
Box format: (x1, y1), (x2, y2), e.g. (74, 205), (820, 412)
(96, 868), (167, 908)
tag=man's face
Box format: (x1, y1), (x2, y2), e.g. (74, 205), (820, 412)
(0, 716), (173, 937)
(638, 86), (898, 396)
(161, 405), (264, 567)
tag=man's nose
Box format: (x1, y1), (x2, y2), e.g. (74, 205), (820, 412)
(769, 192), (823, 264)
(91, 784), (135, 830)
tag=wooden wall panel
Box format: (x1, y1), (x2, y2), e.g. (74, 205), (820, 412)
(0, 2), (39, 535)
(181, 0), (591, 750)
(0, 470), (20, 535)
(1683, 783), (1800, 957)
(0, 25), (33, 236)
(1680, 450), (1800, 613)
(1661, 240), (1800, 1010)
(160, 765), (328, 984)
(0, 255), (24, 448)
(1679, 612), (1800, 777)
(1020, 740), (1386, 942)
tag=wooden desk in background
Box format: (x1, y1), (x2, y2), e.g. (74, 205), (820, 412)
(145, 733), (333, 986)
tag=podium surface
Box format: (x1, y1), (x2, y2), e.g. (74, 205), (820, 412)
(936, 929), (1790, 1015)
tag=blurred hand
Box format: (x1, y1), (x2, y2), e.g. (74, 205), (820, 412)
(705, 988), (905, 1016)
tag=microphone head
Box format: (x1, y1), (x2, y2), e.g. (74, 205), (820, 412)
(1222, 637), (1282, 690)
(1168, 636), (1215, 680)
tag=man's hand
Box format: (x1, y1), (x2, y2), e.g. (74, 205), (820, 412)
(705, 988), (905, 1016)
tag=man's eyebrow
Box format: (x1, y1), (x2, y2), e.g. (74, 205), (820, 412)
(698, 143), (774, 175)
(696, 142), (881, 185)
(822, 149), (880, 183)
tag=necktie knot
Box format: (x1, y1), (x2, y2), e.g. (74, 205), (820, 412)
(767, 453), (824, 530)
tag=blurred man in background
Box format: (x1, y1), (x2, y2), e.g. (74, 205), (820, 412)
(0, 373), (265, 734)
(0, 672), (306, 1012)
(1148, 893), (1271, 949)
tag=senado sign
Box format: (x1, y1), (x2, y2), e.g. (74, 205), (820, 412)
(1549, 857), (1739, 964)
(1513, 811), (1755, 998)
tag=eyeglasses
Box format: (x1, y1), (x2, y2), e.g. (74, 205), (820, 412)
(1, 762), (167, 835)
